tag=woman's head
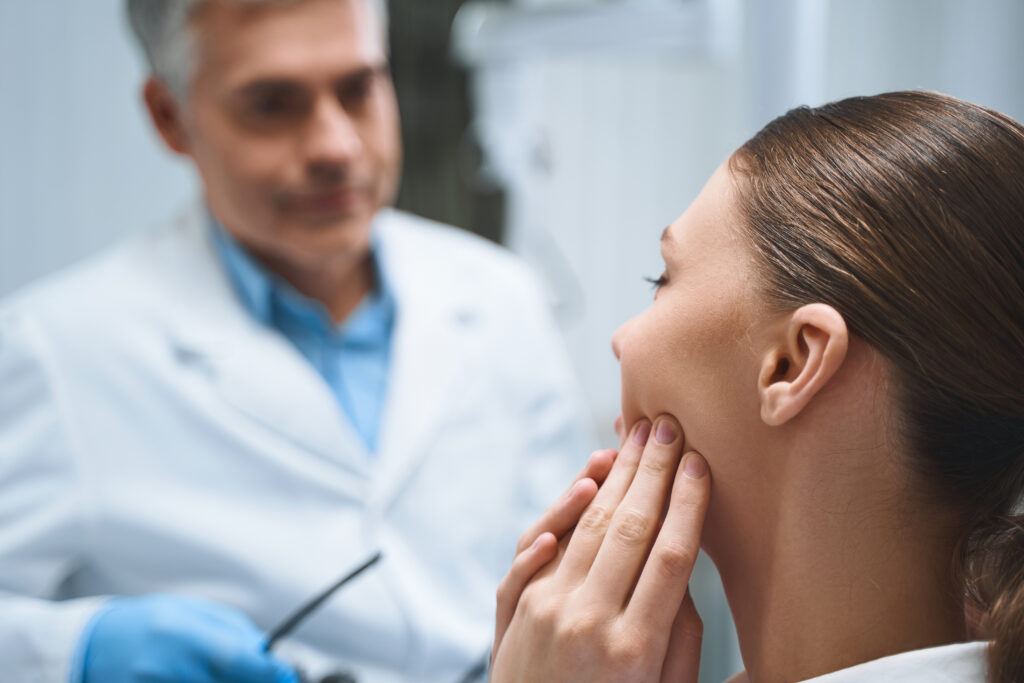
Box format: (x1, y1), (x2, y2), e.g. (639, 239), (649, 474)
(617, 91), (1023, 680)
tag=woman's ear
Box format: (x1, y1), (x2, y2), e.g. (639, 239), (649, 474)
(143, 77), (191, 157)
(758, 303), (849, 426)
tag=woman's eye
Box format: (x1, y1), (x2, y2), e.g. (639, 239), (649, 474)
(644, 274), (668, 291)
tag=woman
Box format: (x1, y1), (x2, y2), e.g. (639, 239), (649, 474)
(488, 91), (1024, 682)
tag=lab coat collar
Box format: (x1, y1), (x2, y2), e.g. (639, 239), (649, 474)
(804, 641), (988, 681)
(726, 641), (989, 683)
(209, 214), (398, 346)
(161, 202), (372, 480)
(369, 208), (486, 512)
(160, 203), (487, 503)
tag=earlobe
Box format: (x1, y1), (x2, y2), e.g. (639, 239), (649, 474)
(143, 77), (191, 156)
(758, 303), (849, 426)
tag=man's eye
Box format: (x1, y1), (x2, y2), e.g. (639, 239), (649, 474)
(251, 95), (296, 117)
(338, 75), (374, 107)
(241, 88), (307, 120)
(644, 274), (669, 291)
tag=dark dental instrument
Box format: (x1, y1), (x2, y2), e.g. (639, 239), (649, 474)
(264, 551), (383, 651)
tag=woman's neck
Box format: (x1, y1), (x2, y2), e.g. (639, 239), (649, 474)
(711, 447), (968, 683)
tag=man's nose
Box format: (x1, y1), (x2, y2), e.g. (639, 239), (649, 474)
(306, 99), (363, 165)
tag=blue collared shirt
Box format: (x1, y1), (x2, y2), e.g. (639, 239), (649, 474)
(211, 222), (396, 454)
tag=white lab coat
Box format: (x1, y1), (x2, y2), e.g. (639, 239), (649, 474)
(799, 641), (988, 682)
(0, 205), (592, 683)
(724, 642), (989, 683)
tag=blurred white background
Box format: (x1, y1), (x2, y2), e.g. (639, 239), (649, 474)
(0, 1), (197, 297)
(2, 1), (1023, 680)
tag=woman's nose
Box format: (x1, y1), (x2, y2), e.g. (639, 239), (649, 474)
(611, 318), (633, 361)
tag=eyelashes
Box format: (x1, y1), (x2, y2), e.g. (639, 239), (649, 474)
(644, 274), (668, 290)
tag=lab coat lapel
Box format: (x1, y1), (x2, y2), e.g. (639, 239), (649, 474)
(162, 207), (370, 477)
(371, 215), (482, 510)
(195, 328), (369, 478)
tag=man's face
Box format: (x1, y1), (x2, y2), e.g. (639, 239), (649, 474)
(176, 0), (401, 270)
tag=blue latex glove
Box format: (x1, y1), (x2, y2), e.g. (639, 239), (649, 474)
(79, 594), (299, 683)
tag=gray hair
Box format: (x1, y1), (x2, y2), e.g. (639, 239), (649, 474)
(126, 0), (389, 100)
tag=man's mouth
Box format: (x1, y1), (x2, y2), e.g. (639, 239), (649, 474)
(288, 186), (369, 214)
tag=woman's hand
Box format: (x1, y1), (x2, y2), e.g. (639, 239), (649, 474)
(491, 415), (711, 683)
(493, 447), (619, 659)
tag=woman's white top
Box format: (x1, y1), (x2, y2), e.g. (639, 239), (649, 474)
(801, 641), (988, 682)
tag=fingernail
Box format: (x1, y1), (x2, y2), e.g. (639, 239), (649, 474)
(655, 421), (677, 444)
(565, 479), (586, 498)
(530, 536), (544, 551)
(633, 421), (652, 445)
(683, 452), (707, 479)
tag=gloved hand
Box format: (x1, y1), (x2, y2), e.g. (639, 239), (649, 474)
(80, 594), (299, 683)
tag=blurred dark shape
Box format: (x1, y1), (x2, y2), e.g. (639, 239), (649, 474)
(388, 0), (508, 244)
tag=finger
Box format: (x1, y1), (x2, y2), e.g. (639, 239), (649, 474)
(516, 453), (610, 554)
(558, 419), (651, 582)
(659, 590), (703, 683)
(493, 532), (558, 665)
(213, 634), (299, 683)
(586, 415), (685, 608)
(626, 450), (710, 636)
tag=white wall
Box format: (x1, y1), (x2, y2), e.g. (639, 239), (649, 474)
(0, 1), (195, 298)
(825, 0), (1024, 118)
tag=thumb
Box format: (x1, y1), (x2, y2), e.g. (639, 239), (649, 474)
(223, 649), (300, 683)
(269, 655), (302, 683)
(267, 654), (302, 683)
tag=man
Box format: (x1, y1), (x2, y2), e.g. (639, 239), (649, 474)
(0, 1), (590, 681)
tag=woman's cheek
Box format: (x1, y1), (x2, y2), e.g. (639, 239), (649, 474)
(619, 351), (677, 429)
(618, 346), (651, 430)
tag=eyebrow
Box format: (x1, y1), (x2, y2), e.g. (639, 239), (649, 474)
(235, 64), (389, 97)
(237, 79), (301, 96)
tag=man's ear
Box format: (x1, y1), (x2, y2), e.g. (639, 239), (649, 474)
(143, 77), (191, 157)
(757, 303), (849, 426)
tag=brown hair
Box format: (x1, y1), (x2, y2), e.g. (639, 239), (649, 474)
(730, 91), (1024, 682)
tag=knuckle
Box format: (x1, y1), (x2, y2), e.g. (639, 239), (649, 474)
(577, 504), (613, 535)
(516, 529), (536, 554)
(638, 450), (674, 477)
(671, 488), (709, 518)
(682, 613), (704, 639)
(558, 610), (601, 643)
(523, 592), (559, 631)
(611, 508), (654, 546)
(607, 630), (651, 671)
(654, 542), (697, 580)
(495, 576), (514, 607)
(217, 645), (252, 677)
